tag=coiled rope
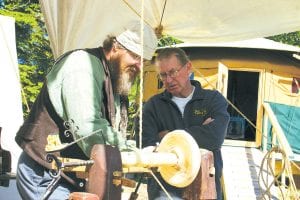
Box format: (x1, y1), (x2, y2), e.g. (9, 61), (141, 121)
(259, 147), (299, 200)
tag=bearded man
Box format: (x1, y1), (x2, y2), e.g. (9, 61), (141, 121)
(15, 21), (157, 200)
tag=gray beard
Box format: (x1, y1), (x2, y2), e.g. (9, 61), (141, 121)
(116, 71), (133, 96)
(110, 61), (134, 96)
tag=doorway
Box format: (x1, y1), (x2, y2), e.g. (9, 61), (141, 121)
(226, 70), (259, 141)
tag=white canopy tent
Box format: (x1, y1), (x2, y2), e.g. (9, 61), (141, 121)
(40, 0), (300, 59)
(0, 15), (23, 173)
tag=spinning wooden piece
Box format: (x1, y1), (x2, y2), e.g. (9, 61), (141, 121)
(157, 130), (201, 187)
(122, 130), (201, 187)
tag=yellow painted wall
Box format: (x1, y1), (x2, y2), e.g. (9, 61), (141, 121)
(264, 70), (300, 107)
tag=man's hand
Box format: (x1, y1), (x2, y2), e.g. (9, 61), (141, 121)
(158, 130), (169, 139)
(202, 117), (214, 125)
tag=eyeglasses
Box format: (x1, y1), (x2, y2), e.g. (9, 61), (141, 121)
(159, 65), (185, 81)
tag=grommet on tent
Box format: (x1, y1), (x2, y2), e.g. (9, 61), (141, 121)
(155, 24), (163, 39)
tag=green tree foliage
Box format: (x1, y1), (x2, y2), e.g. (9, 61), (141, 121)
(268, 31), (300, 47)
(127, 78), (141, 138)
(158, 34), (183, 47)
(0, 0), (54, 116)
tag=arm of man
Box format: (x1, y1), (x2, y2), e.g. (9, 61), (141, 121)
(186, 92), (230, 151)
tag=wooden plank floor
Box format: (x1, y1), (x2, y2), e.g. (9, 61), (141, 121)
(222, 146), (280, 200)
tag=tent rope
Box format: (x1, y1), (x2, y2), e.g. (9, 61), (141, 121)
(159, 0), (167, 26)
(138, 0), (145, 150)
(154, 0), (167, 38)
(136, 1), (174, 197)
(121, 0), (151, 27)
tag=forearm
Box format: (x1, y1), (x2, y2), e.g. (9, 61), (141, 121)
(186, 115), (229, 150)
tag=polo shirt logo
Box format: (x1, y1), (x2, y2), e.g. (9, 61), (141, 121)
(194, 109), (207, 116)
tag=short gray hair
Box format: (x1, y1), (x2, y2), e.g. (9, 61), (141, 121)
(155, 47), (189, 66)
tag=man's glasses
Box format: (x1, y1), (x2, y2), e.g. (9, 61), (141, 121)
(159, 65), (185, 81)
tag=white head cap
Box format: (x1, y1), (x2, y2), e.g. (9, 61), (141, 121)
(116, 21), (158, 60)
